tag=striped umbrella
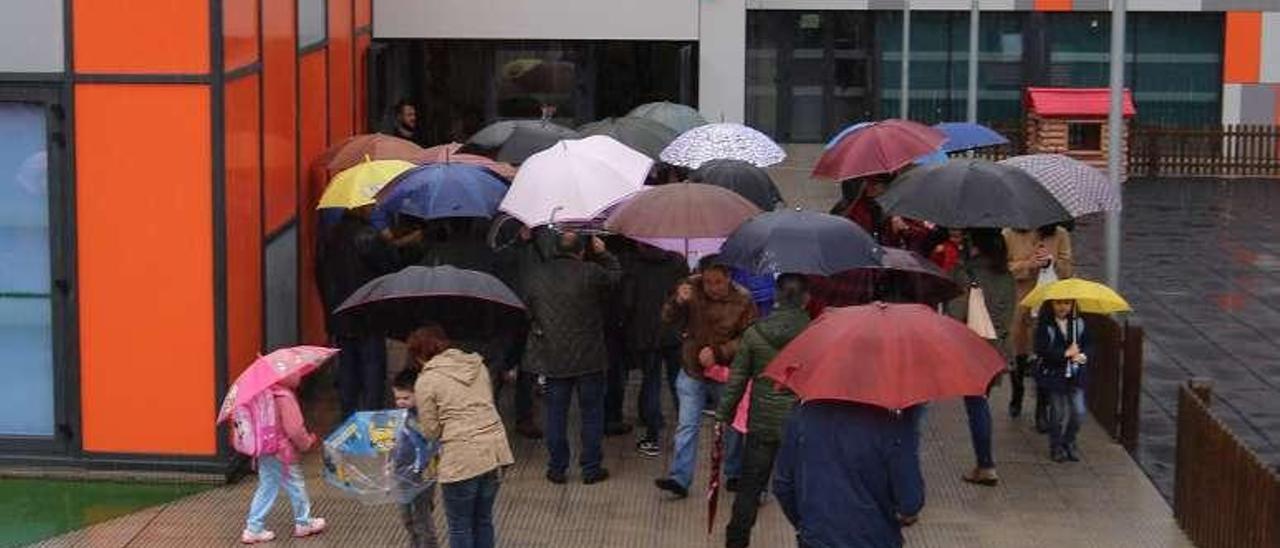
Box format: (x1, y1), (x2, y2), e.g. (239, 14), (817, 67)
(1000, 154), (1121, 217)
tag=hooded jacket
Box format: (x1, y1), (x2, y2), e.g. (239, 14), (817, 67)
(714, 305), (810, 443)
(414, 349), (514, 483)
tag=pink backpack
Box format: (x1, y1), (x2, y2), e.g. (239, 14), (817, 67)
(229, 390), (284, 458)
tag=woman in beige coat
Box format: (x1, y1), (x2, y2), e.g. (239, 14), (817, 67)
(1003, 225), (1073, 430)
(410, 324), (514, 548)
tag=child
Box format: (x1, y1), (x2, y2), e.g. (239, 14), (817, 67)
(1034, 299), (1092, 463)
(392, 367), (440, 548)
(930, 228), (964, 274)
(242, 374), (327, 544)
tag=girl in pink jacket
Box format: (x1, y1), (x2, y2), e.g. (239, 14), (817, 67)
(241, 375), (328, 544)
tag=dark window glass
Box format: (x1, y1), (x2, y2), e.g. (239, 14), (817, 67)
(1067, 122), (1102, 151)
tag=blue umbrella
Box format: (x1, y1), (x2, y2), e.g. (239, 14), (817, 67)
(933, 122), (1009, 153)
(914, 149), (950, 166)
(823, 121), (875, 150)
(374, 164), (508, 228)
(718, 209), (883, 276)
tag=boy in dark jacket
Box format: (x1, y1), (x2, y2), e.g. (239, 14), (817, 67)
(391, 368), (439, 548)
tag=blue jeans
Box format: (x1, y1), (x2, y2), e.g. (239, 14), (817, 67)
(245, 455), (312, 533)
(337, 335), (387, 416)
(441, 471), (500, 548)
(1048, 387), (1086, 452)
(544, 372), (606, 475)
(668, 369), (742, 489)
(964, 396), (995, 469)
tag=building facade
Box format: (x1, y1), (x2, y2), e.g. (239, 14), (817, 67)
(374, 0), (1280, 143)
(0, 0), (370, 471)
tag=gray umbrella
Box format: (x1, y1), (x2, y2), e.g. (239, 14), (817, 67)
(495, 125), (568, 165)
(718, 209), (883, 276)
(627, 101), (708, 134)
(877, 159), (1073, 230)
(577, 116), (677, 160)
(689, 159), (783, 211)
(334, 265), (526, 340)
(466, 119), (578, 150)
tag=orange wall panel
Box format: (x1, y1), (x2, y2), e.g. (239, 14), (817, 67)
(300, 51), (329, 345)
(355, 0), (372, 28)
(74, 0), (209, 74)
(263, 0), (298, 233)
(225, 75), (263, 381)
(76, 84), (215, 455)
(1224, 12), (1263, 85)
(223, 0), (260, 71)
(355, 33), (371, 134)
(1035, 0), (1072, 11)
(328, 0), (354, 142)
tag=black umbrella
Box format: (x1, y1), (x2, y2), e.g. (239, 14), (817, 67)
(876, 159), (1072, 229)
(464, 119), (578, 154)
(495, 125), (573, 165)
(334, 265), (527, 340)
(689, 159), (783, 211)
(577, 116), (677, 160)
(718, 209), (883, 276)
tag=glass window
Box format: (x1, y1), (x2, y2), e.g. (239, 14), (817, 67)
(1068, 122), (1102, 151)
(0, 102), (54, 437)
(298, 0), (326, 49)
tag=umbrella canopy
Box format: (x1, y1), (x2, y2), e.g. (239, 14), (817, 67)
(319, 134), (423, 173)
(934, 122), (1010, 153)
(876, 159), (1073, 229)
(1020, 277), (1131, 314)
(465, 119), (578, 150)
(577, 116), (678, 160)
(813, 119), (946, 181)
(660, 123), (786, 169)
(718, 209), (883, 276)
(495, 125), (574, 165)
(323, 409), (440, 505)
(824, 121), (874, 150)
(689, 159), (783, 211)
(763, 303), (1006, 410)
(1000, 154), (1120, 217)
(374, 164), (508, 224)
(334, 265), (527, 340)
(627, 101), (708, 134)
(217, 346), (339, 423)
(499, 135), (653, 226)
(413, 142), (517, 181)
(605, 183), (760, 243)
(808, 248), (962, 308)
(317, 159), (416, 209)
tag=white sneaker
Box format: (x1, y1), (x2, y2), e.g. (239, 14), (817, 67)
(240, 529), (276, 544)
(293, 517), (327, 538)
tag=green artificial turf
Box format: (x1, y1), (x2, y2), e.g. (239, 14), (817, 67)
(0, 478), (208, 547)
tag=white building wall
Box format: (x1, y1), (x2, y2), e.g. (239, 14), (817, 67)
(699, 0), (748, 123)
(373, 0), (699, 40)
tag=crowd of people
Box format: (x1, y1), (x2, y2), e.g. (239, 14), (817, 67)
(239, 112), (1099, 548)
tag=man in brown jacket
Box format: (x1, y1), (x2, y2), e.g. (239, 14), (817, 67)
(1003, 224), (1073, 429)
(655, 259), (757, 498)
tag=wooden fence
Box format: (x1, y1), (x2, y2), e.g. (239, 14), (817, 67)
(1174, 379), (1280, 548)
(1130, 124), (1280, 179)
(1082, 315), (1144, 451)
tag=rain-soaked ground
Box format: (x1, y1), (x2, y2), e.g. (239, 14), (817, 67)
(1073, 177), (1280, 498)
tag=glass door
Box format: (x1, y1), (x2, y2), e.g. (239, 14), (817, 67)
(0, 86), (70, 452)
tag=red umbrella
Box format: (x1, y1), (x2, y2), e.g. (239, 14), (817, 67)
(763, 303), (1004, 410)
(807, 248), (962, 310)
(812, 119), (946, 182)
(413, 142), (518, 181)
(319, 133), (424, 173)
(707, 422), (725, 534)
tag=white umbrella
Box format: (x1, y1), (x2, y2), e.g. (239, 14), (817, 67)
(498, 135), (653, 227)
(1000, 154), (1121, 217)
(660, 123), (786, 169)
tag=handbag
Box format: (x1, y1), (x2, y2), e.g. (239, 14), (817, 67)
(967, 286), (998, 340)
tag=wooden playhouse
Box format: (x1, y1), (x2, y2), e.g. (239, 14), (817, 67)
(1024, 87), (1136, 178)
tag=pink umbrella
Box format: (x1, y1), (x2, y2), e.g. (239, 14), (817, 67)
(216, 346), (339, 424)
(812, 119), (946, 181)
(413, 142), (518, 181)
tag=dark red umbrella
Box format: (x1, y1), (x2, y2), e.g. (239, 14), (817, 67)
(812, 119), (945, 182)
(807, 248), (962, 309)
(707, 422), (725, 534)
(763, 303), (1005, 410)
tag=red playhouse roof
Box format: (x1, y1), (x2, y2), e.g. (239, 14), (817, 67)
(1026, 87), (1136, 118)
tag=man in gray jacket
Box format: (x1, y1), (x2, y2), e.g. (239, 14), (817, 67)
(522, 231), (622, 485)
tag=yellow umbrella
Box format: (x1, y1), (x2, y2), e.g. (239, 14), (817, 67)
(1020, 278), (1131, 314)
(317, 157), (415, 209)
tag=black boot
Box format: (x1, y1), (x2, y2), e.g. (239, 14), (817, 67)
(1034, 387), (1051, 434)
(1009, 356), (1029, 418)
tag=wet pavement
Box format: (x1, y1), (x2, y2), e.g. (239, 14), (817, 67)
(1072, 178), (1280, 498)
